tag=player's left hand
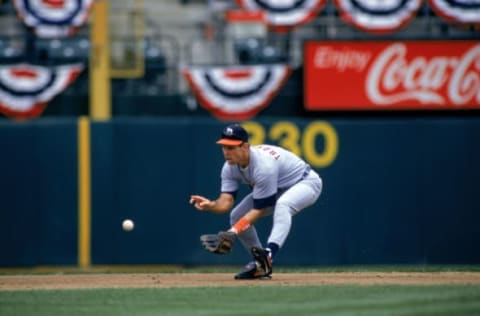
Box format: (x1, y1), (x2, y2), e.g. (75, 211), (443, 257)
(200, 231), (236, 254)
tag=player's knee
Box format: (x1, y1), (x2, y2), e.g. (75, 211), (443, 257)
(229, 212), (240, 226)
(275, 199), (296, 216)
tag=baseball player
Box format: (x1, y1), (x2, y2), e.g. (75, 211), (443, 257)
(190, 123), (323, 279)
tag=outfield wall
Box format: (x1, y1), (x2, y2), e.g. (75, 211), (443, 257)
(1, 117), (479, 266)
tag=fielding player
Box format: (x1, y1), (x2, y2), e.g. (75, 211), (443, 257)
(190, 123), (323, 279)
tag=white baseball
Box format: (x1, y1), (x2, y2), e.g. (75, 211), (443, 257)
(122, 219), (134, 232)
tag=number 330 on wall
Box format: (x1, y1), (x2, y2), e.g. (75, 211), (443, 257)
(242, 121), (338, 168)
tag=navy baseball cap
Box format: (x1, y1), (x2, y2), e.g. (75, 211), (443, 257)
(216, 124), (248, 146)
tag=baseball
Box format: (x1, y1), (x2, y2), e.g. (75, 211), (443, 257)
(122, 219), (134, 232)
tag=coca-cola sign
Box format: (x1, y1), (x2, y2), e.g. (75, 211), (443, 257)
(304, 41), (480, 110)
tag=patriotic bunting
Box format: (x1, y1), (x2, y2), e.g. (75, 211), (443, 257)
(0, 63), (83, 119)
(183, 64), (291, 120)
(13, 0), (94, 38)
(335, 0), (423, 34)
(236, 0), (327, 32)
(428, 0), (480, 26)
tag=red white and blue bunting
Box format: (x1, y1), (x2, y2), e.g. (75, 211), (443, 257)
(428, 0), (480, 26)
(13, 0), (94, 37)
(183, 64), (291, 120)
(0, 63), (83, 119)
(236, 0), (327, 32)
(335, 0), (423, 34)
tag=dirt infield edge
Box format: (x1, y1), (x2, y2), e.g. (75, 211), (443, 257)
(1, 272), (480, 290)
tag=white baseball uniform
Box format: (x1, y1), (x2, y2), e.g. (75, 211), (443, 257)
(220, 144), (323, 254)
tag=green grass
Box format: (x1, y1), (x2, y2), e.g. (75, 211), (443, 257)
(1, 285), (479, 316)
(1, 264), (480, 275)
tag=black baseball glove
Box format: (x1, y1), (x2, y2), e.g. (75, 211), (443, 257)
(200, 231), (236, 254)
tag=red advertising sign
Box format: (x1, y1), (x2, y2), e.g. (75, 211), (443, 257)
(304, 41), (480, 110)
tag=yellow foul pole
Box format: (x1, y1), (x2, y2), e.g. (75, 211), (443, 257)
(89, 0), (111, 120)
(78, 117), (91, 269)
(79, 0), (111, 268)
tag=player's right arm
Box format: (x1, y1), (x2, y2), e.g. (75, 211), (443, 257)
(189, 193), (234, 214)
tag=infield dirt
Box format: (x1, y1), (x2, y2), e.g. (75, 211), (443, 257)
(1, 272), (480, 290)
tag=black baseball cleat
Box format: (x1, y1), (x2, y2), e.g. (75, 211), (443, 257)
(234, 261), (272, 280)
(251, 247), (273, 278)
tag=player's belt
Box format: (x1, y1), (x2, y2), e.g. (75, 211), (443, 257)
(298, 165), (311, 183)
